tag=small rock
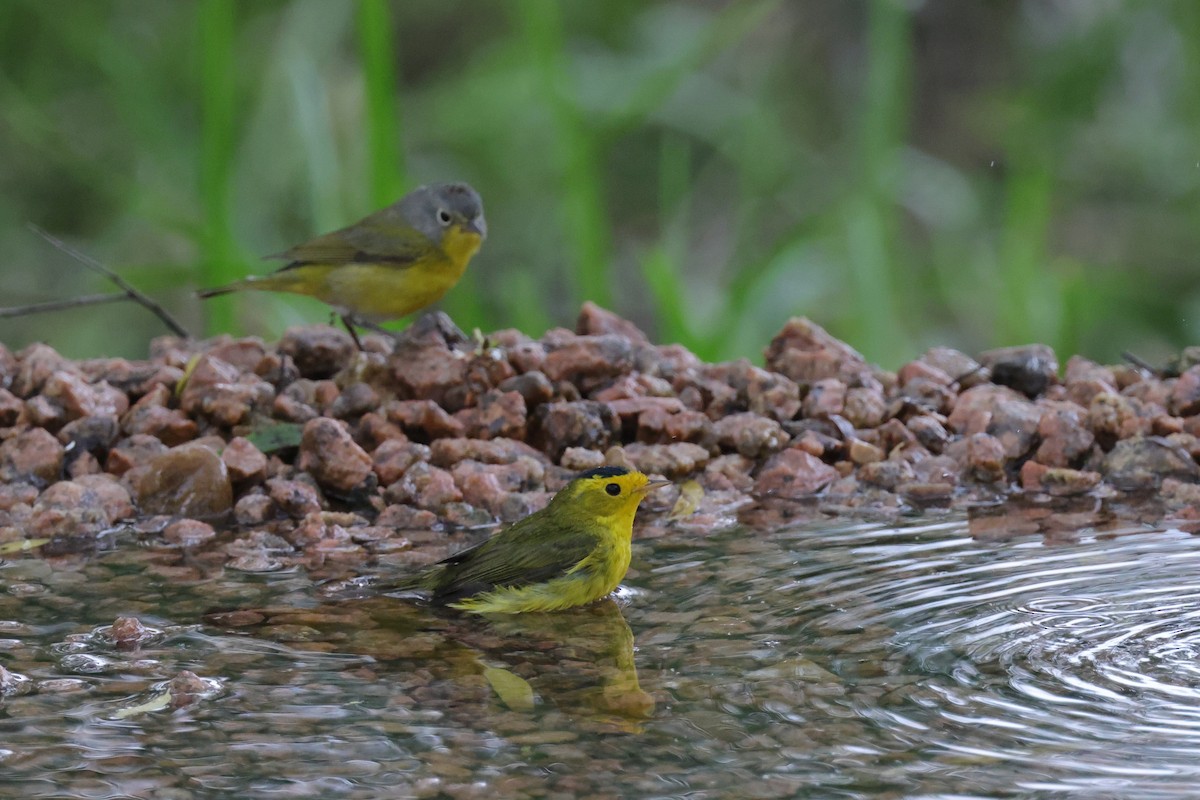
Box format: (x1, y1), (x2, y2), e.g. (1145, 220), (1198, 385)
(1021, 461), (1102, 496)
(103, 616), (159, 650)
(385, 399), (466, 440)
(385, 462), (463, 512)
(764, 317), (876, 386)
(801, 378), (847, 418)
(575, 302), (651, 345)
(849, 439), (884, 465)
(41, 371), (129, 422)
(58, 414), (120, 456)
(234, 492), (277, 526)
(130, 443), (233, 518)
(120, 404), (197, 446)
(30, 474), (134, 538)
(979, 344), (1058, 398)
(542, 334), (636, 388)
(376, 504), (440, 530)
(1101, 436), (1200, 490)
(497, 370), (555, 408)
(221, 437), (268, 484)
(105, 434), (168, 476)
(965, 433), (1007, 483)
(329, 382), (381, 420)
(278, 325), (356, 379)
(620, 442), (710, 478)
(559, 447), (606, 471)
(918, 346), (984, 386)
(0, 388), (22, 426)
(843, 386), (887, 429)
(372, 439), (431, 486)
(428, 437), (546, 466)
(457, 389), (527, 440)
(906, 415), (950, 453)
(713, 412), (787, 459)
(12, 343), (69, 397)
(0, 664), (32, 697)
(1088, 392), (1148, 444)
(0, 426), (64, 486)
(1035, 400), (1095, 467)
(858, 458), (915, 489)
(530, 401), (620, 460)
(297, 418), (374, 495)
(754, 448), (839, 497)
(1169, 365), (1200, 417)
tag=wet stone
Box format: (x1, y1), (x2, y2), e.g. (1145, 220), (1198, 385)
(58, 414), (119, 456)
(1168, 365), (1200, 417)
(1035, 400), (1095, 467)
(330, 382), (381, 420)
(0, 388), (22, 426)
(41, 371), (129, 422)
(221, 436), (268, 484)
(385, 399), (466, 440)
(801, 378), (846, 418)
(531, 401), (620, 460)
(575, 301), (651, 345)
(1088, 392), (1148, 444)
(105, 434), (168, 476)
(266, 477), (324, 518)
(385, 462), (463, 512)
(979, 343), (1058, 398)
(559, 447), (606, 471)
(279, 325), (356, 379)
(0, 426), (64, 486)
(120, 404), (197, 446)
(620, 442), (710, 478)
(754, 448), (839, 498)
(843, 386), (887, 429)
(297, 418), (375, 495)
(713, 413), (788, 459)
(234, 492), (277, 526)
(764, 317), (875, 386)
(164, 518), (217, 547)
(457, 389), (527, 440)
(372, 439), (431, 486)
(1101, 436), (1200, 491)
(30, 474), (133, 539)
(542, 333), (636, 389)
(965, 433), (1007, 483)
(130, 443), (233, 519)
(12, 343), (70, 397)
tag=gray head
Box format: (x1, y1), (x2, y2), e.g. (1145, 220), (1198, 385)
(395, 182), (486, 243)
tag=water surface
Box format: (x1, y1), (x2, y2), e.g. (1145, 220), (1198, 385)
(4, 514), (1200, 798)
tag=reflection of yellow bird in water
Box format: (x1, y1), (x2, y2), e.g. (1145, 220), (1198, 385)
(198, 182), (486, 344)
(366, 466), (668, 614)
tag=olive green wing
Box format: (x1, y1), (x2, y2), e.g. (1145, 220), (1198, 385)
(268, 209), (432, 268)
(428, 517), (600, 604)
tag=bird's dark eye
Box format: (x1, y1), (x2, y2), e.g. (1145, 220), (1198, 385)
(605, 483), (621, 496)
(437, 208), (452, 225)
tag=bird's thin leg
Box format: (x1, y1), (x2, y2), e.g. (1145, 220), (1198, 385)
(340, 315), (365, 351)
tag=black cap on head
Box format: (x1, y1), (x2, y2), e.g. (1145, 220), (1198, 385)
(576, 465), (630, 480)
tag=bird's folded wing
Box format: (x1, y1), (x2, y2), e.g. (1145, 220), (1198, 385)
(431, 519), (598, 600)
(268, 216), (430, 268)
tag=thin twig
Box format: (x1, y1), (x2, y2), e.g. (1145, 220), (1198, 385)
(27, 223), (191, 338)
(0, 292), (132, 318)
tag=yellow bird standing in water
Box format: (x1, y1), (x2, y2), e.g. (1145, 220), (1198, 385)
(359, 466), (669, 614)
(198, 182), (486, 343)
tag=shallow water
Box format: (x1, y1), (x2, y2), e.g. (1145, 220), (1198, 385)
(4, 515), (1200, 798)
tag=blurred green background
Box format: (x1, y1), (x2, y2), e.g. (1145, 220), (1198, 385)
(1, 0), (1198, 368)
